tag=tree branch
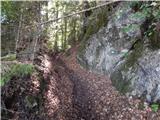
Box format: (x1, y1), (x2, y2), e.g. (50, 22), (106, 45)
(31, 1), (118, 27)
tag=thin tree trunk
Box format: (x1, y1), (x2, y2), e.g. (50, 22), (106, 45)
(45, 1), (49, 34)
(32, 2), (41, 62)
(15, 6), (23, 55)
(61, 25), (64, 50)
(64, 18), (67, 49)
(73, 19), (76, 41)
(33, 1), (115, 26)
(54, 2), (59, 52)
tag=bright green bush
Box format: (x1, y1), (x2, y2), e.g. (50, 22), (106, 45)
(0, 64), (34, 86)
(151, 103), (159, 112)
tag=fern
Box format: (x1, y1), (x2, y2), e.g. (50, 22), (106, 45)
(0, 64), (34, 86)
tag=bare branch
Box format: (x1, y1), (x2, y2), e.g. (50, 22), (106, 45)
(31, 1), (118, 27)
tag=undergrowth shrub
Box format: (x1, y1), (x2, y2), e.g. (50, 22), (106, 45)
(151, 103), (159, 112)
(1, 64), (34, 86)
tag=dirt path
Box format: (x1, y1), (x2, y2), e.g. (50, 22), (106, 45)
(55, 46), (160, 120)
(1, 47), (160, 120)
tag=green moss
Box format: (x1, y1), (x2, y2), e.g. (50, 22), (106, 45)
(78, 7), (109, 59)
(123, 40), (143, 71)
(111, 40), (143, 94)
(111, 70), (131, 94)
(0, 64), (34, 86)
(84, 7), (108, 41)
(122, 24), (139, 33)
(1, 54), (16, 61)
(77, 41), (87, 60)
(149, 28), (160, 49)
(129, 1), (140, 8)
(130, 11), (146, 20)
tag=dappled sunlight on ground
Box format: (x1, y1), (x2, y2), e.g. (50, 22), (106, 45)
(30, 72), (40, 94)
(43, 54), (52, 73)
(40, 54), (60, 117)
(39, 53), (74, 119)
(45, 90), (60, 116)
(43, 76), (60, 117)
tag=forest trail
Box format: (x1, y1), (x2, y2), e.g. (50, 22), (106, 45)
(2, 45), (160, 120)
(49, 45), (160, 120)
(2, 1), (160, 120)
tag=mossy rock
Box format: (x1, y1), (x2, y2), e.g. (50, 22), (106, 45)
(111, 40), (144, 94)
(123, 40), (144, 70)
(111, 69), (132, 94)
(149, 29), (160, 49)
(78, 6), (109, 62)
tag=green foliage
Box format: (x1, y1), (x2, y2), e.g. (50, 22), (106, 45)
(151, 103), (159, 112)
(129, 1), (140, 8)
(140, 2), (160, 19)
(83, 7), (108, 41)
(1, 54), (16, 61)
(140, 2), (160, 48)
(1, 64), (34, 86)
(125, 40), (143, 68)
(1, 1), (21, 23)
(122, 24), (139, 33)
(122, 2), (157, 34)
(153, 10), (160, 20)
(129, 1), (160, 21)
(144, 23), (155, 37)
(78, 6), (109, 59)
(130, 11), (146, 20)
(128, 2), (160, 49)
(46, 1), (82, 51)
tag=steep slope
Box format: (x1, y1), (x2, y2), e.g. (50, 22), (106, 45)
(2, 46), (160, 120)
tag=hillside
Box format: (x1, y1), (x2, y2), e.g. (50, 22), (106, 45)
(1, 1), (160, 120)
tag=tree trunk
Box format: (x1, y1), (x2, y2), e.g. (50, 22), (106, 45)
(61, 25), (64, 50)
(64, 18), (67, 50)
(15, 5), (23, 56)
(32, 2), (41, 62)
(82, 1), (92, 34)
(54, 2), (59, 52)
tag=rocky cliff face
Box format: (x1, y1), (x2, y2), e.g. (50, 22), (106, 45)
(111, 47), (160, 103)
(77, 2), (160, 103)
(78, 2), (145, 74)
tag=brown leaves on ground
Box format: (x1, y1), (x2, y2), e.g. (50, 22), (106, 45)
(1, 45), (160, 120)
(1, 72), (41, 120)
(60, 45), (160, 120)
